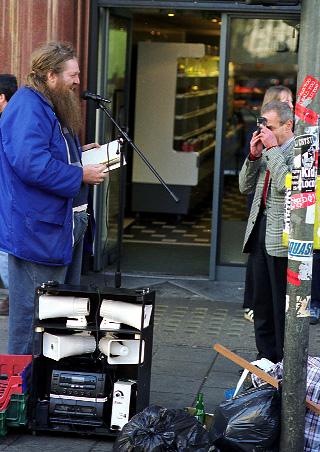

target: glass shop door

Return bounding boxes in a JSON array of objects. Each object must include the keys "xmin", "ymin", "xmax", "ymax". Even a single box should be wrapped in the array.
[{"xmin": 214, "ymin": 16, "xmax": 298, "ymax": 279}]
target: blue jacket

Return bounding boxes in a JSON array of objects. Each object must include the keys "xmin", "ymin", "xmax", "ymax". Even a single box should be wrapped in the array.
[{"xmin": 0, "ymin": 87, "xmax": 83, "ymax": 265}]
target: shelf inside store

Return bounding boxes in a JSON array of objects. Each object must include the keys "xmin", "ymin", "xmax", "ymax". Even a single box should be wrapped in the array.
[
  {"xmin": 177, "ymin": 73, "xmax": 218, "ymax": 78},
  {"xmin": 176, "ymin": 88, "xmax": 217, "ymax": 99},
  {"xmin": 175, "ymin": 104, "xmax": 216, "ymax": 120},
  {"xmin": 198, "ymin": 141, "xmax": 215, "ymax": 161},
  {"xmin": 174, "ymin": 120, "xmax": 216, "ymax": 141},
  {"xmin": 173, "ymin": 141, "xmax": 215, "ymax": 156}
]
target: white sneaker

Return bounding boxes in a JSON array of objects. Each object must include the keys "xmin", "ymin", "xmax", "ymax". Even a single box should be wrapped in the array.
[{"xmin": 243, "ymin": 308, "xmax": 254, "ymax": 322}]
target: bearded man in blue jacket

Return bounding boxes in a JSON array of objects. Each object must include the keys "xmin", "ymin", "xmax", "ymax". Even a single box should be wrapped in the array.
[{"xmin": 0, "ymin": 42, "xmax": 108, "ymax": 354}]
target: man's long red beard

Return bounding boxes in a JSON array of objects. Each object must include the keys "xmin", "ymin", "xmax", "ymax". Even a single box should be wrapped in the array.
[{"xmin": 48, "ymin": 79, "xmax": 82, "ymax": 135}]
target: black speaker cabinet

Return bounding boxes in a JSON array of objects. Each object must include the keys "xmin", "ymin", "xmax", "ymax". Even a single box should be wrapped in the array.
[{"xmin": 29, "ymin": 283, "xmax": 155, "ymax": 437}]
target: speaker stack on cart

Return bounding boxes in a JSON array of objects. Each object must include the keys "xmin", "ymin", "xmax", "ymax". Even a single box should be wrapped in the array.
[{"xmin": 29, "ymin": 282, "xmax": 155, "ymax": 437}]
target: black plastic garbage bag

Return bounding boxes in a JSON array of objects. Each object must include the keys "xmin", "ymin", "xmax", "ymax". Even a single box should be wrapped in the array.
[
  {"xmin": 209, "ymin": 384, "xmax": 281, "ymax": 452},
  {"xmin": 113, "ymin": 405, "xmax": 212, "ymax": 451}
]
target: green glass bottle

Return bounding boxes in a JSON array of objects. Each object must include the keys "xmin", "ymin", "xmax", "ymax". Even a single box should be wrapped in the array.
[{"xmin": 195, "ymin": 392, "xmax": 205, "ymax": 425}]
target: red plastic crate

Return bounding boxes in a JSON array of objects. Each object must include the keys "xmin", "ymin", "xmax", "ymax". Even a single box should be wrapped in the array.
[
  {"xmin": 0, "ymin": 355, "xmax": 32, "ymax": 378},
  {"xmin": 0, "ymin": 355, "xmax": 32, "ymax": 411}
]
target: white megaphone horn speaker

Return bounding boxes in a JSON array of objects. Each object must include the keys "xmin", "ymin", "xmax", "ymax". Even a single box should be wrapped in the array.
[
  {"xmin": 99, "ymin": 299, "xmax": 152, "ymax": 330},
  {"xmin": 38, "ymin": 295, "xmax": 90, "ymax": 327},
  {"xmin": 42, "ymin": 332, "xmax": 96, "ymax": 361},
  {"xmin": 98, "ymin": 334, "xmax": 145, "ymax": 364}
]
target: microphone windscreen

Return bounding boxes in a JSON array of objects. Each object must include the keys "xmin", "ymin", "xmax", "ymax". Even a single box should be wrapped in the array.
[{"xmin": 81, "ymin": 91, "xmax": 90, "ymax": 100}]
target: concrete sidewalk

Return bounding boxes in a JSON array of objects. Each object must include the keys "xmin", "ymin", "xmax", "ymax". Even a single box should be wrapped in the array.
[{"xmin": 0, "ymin": 275, "xmax": 319, "ymax": 451}]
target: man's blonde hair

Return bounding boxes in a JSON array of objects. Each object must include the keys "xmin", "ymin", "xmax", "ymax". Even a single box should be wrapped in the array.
[{"xmin": 26, "ymin": 41, "xmax": 77, "ymax": 94}]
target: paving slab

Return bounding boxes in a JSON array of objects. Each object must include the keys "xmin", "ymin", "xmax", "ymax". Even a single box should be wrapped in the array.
[
  {"xmin": 152, "ymin": 344, "xmax": 214, "ymax": 363},
  {"xmin": 150, "ymin": 391, "xmax": 197, "ymax": 410},
  {"xmin": 152, "ymin": 357, "xmax": 210, "ymax": 378},
  {"xmin": 151, "ymin": 374, "xmax": 204, "ymax": 396}
]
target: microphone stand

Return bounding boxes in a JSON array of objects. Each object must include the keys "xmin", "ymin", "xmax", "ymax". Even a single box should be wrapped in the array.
[{"xmin": 95, "ymin": 99, "xmax": 179, "ymax": 288}]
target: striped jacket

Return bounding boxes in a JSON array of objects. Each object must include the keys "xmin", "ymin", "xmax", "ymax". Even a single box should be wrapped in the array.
[{"xmin": 239, "ymin": 137, "xmax": 295, "ymax": 257}]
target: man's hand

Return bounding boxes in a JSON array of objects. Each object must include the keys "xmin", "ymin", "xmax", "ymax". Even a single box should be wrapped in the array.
[
  {"xmin": 259, "ymin": 126, "xmax": 278, "ymax": 150},
  {"xmin": 250, "ymin": 131, "xmax": 264, "ymax": 159},
  {"xmin": 83, "ymin": 164, "xmax": 108, "ymax": 185},
  {"xmin": 82, "ymin": 142, "xmax": 101, "ymax": 152}
]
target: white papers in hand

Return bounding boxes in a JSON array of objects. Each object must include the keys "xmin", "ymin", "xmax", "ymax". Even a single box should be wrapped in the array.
[{"xmin": 81, "ymin": 140, "xmax": 126, "ymax": 171}]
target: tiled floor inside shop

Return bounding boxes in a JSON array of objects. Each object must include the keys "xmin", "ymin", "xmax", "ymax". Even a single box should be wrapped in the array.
[
  {"xmin": 123, "ymin": 205, "xmax": 212, "ymax": 247},
  {"xmin": 123, "ymin": 178, "xmax": 248, "ymax": 247}
]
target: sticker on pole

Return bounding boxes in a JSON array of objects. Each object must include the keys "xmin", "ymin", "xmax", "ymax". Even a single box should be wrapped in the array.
[
  {"xmin": 294, "ymin": 134, "xmax": 317, "ymax": 148},
  {"xmin": 296, "ymin": 76, "xmax": 320, "ymax": 104},
  {"xmin": 285, "ymin": 294, "xmax": 311, "ymax": 318},
  {"xmin": 296, "ymin": 295, "xmax": 311, "ymax": 318},
  {"xmin": 299, "ymin": 261, "xmax": 312, "ymax": 280},
  {"xmin": 291, "ymin": 168, "xmax": 301, "ymax": 191},
  {"xmin": 295, "ymin": 76, "xmax": 320, "ymax": 125},
  {"xmin": 301, "ymin": 148, "xmax": 318, "ymax": 193},
  {"xmin": 288, "ymin": 239, "xmax": 313, "ymax": 261},
  {"xmin": 305, "ymin": 203, "xmax": 315, "ymax": 224},
  {"xmin": 291, "ymin": 192, "xmax": 316, "ymax": 210}
]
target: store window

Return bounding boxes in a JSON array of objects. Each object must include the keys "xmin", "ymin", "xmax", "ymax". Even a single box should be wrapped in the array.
[{"xmin": 218, "ymin": 17, "xmax": 298, "ymax": 266}]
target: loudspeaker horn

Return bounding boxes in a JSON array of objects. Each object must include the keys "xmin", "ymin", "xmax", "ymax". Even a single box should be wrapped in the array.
[
  {"xmin": 39, "ymin": 294, "xmax": 90, "ymax": 327},
  {"xmin": 98, "ymin": 334, "xmax": 145, "ymax": 364},
  {"xmin": 99, "ymin": 299, "xmax": 152, "ymax": 330},
  {"xmin": 43, "ymin": 332, "xmax": 96, "ymax": 361}
]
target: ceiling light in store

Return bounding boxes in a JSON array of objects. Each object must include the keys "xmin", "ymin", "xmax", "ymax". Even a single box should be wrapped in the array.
[
  {"xmin": 211, "ymin": 18, "xmax": 218, "ymax": 23},
  {"xmin": 167, "ymin": 11, "xmax": 175, "ymax": 17}
]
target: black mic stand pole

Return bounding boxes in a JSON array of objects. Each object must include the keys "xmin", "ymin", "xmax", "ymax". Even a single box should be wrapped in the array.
[{"xmin": 96, "ymin": 100, "xmax": 179, "ymax": 288}]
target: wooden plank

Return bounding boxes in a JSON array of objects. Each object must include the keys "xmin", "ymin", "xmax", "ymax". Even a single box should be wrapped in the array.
[
  {"xmin": 213, "ymin": 343, "xmax": 320, "ymax": 415},
  {"xmin": 214, "ymin": 343, "xmax": 279, "ymax": 389}
]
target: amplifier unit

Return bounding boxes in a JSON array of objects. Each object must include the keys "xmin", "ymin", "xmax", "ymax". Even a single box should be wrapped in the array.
[
  {"xmin": 49, "ymin": 396, "xmax": 107, "ymax": 426},
  {"xmin": 50, "ymin": 370, "xmax": 106, "ymax": 398}
]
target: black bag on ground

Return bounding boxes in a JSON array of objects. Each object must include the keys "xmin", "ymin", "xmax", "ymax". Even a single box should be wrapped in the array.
[
  {"xmin": 209, "ymin": 384, "xmax": 281, "ymax": 452},
  {"xmin": 113, "ymin": 405, "xmax": 211, "ymax": 451}
]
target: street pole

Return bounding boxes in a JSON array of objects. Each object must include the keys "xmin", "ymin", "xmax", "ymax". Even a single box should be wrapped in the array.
[{"xmin": 280, "ymin": 1, "xmax": 320, "ymax": 450}]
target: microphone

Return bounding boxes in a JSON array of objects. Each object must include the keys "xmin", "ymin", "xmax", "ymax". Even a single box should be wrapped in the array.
[{"xmin": 81, "ymin": 91, "xmax": 111, "ymax": 103}]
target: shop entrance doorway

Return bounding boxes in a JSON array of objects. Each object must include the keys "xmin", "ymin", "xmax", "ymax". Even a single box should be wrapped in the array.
[{"xmin": 93, "ymin": 8, "xmax": 298, "ymax": 279}]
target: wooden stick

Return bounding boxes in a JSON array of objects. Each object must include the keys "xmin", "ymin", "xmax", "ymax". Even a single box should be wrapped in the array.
[
  {"xmin": 213, "ymin": 343, "xmax": 320, "ymax": 415},
  {"xmin": 214, "ymin": 343, "xmax": 279, "ymax": 389}
]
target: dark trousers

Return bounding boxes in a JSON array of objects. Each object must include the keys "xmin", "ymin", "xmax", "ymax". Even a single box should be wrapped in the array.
[
  {"xmin": 243, "ymin": 253, "xmax": 254, "ymax": 310},
  {"xmin": 250, "ymin": 213, "xmax": 287, "ymax": 363},
  {"xmin": 311, "ymin": 251, "xmax": 320, "ymax": 309}
]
